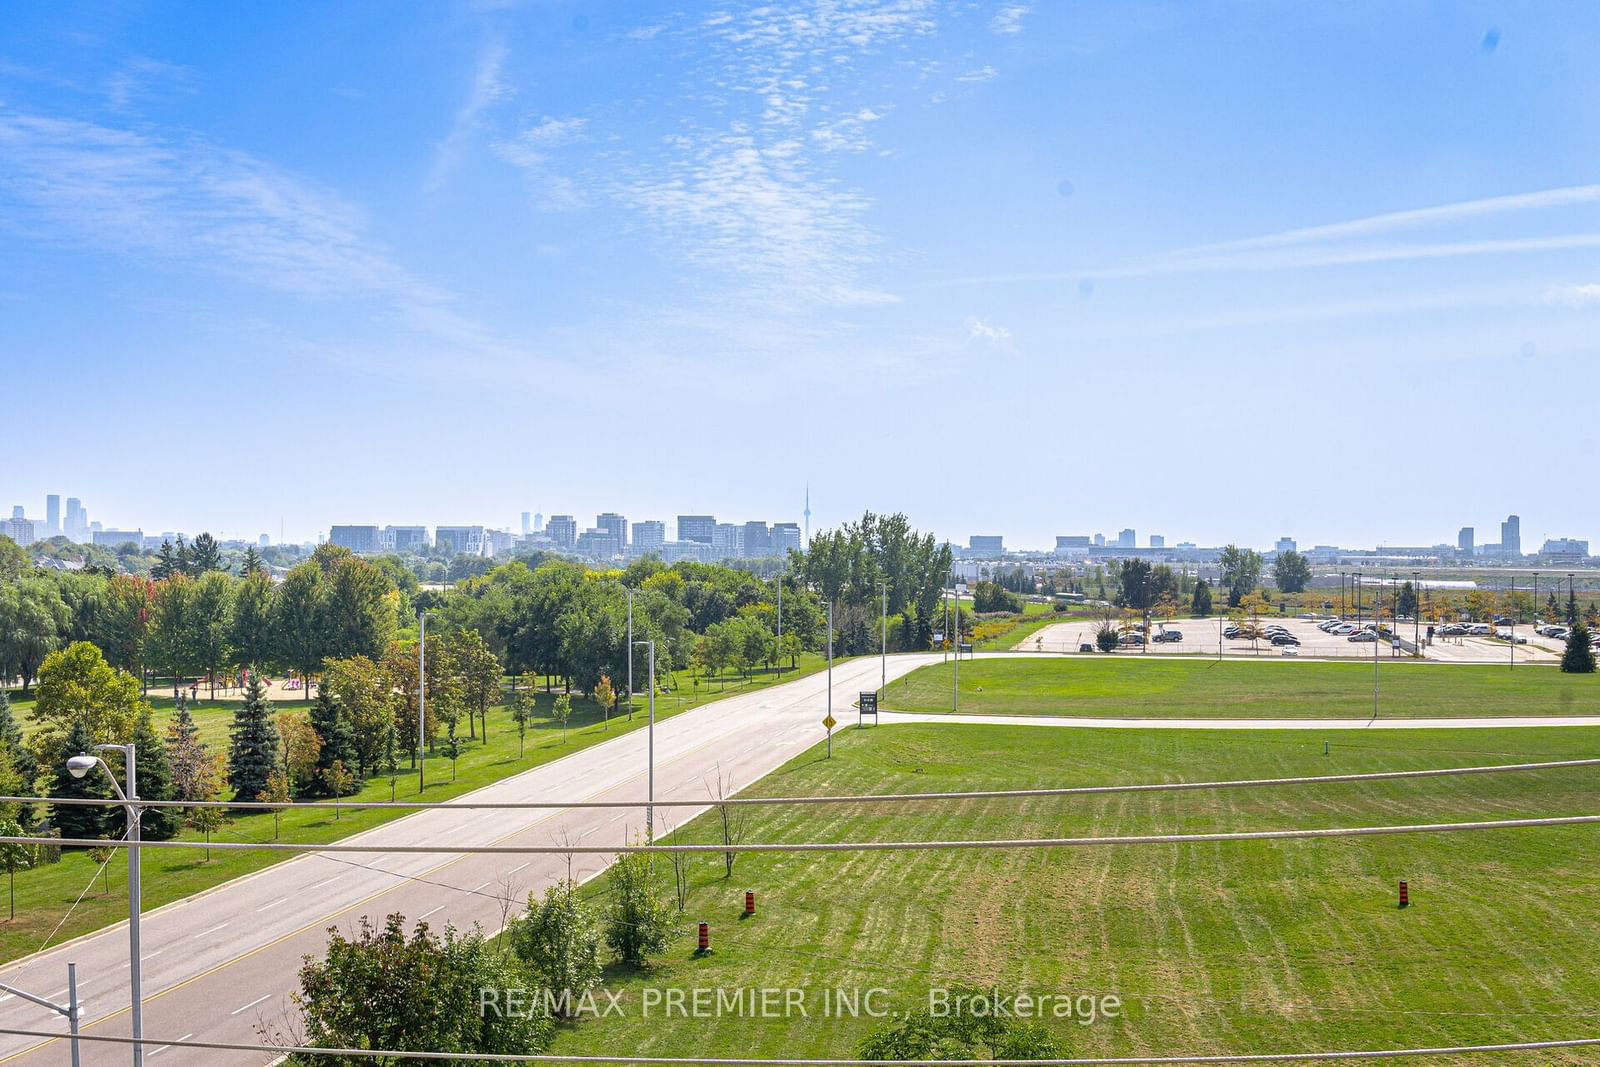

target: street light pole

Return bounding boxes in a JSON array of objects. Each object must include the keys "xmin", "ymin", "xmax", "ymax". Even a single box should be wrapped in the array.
[
  {"xmin": 66, "ymin": 746, "xmax": 142, "ymax": 1065},
  {"xmin": 417, "ymin": 610, "xmax": 434, "ymax": 792},
  {"xmin": 879, "ymin": 580, "xmax": 887, "ymax": 693},
  {"xmin": 775, "ymin": 573, "xmax": 783, "ymax": 676},
  {"xmin": 632, "ymin": 640, "xmax": 655, "ymax": 839},
  {"xmin": 825, "ymin": 602, "xmax": 834, "ymax": 758},
  {"xmin": 626, "ymin": 586, "xmax": 633, "ymax": 716}
]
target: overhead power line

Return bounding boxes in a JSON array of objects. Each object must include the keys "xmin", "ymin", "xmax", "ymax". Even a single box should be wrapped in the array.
[
  {"xmin": 8, "ymin": 756, "xmax": 1597, "ymax": 813},
  {"xmin": 3, "ymin": 1025, "xmax": 1600, "ymax": 1063},
  {"xmin": 6, "ymin": 813, "xmax": 1600, "ymax": 857}
]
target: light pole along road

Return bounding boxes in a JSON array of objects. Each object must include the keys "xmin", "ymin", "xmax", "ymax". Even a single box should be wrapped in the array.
[{"xmin": 0, "ymin": 652, "xmax": 944, "ymax": 1067}]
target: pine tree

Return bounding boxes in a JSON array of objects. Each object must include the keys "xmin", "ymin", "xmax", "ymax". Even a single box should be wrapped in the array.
[
  {"xmin": 187, "ymin": 532, "xmax": 222, "ymax": 575},
  {"xmin": 1561, "ymin": 622, "xmax": 1596, "ymax": 674},
  {"xmin": 151, "ymin": 540, "xmax": 179, "ymax": 581},
  {"xmin": 51, "ymin": 719, "xmax": 114, "ymax": 842},
  {"xmin": 0, "ymin": 692, "xmax": 38, "ymax": 793},
  {"xmin": 131, "ymin": 708, "xmax": 180, "ymax": 840},
  {"xmin": 310, "ymin": 687, "xmax": 359, "ymax": 796},
  {"xmin": 228, "ymin": 674, "xmax": 280, "ymax": 804},
  {"xmin": 1191, "ymin": 578, "xmax": 1213, "ymax": 618},
  {"xmin": 240, "ymin": 545, "xmax": 264, "ymax": 577}
]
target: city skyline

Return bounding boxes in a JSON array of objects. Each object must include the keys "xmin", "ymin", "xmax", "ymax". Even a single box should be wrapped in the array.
[{"xmin": 4, "ymin": 3, "xmax": 1598, "ymax": 549}]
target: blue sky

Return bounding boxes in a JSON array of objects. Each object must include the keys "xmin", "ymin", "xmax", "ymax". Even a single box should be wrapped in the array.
[{"xmin": 3, "ymin": 1, "xmax": 1598, "ymax": 550}]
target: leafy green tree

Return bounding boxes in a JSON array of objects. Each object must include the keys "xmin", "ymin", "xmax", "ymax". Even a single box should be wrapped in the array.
[
  {"xmin": 1191, "ymin": 577, "xmax": 1213, "ymax": 617},
  {"xmin": 0, "ymin": 575, "xmax": 70, "ymax": 695},
  {"xmin": 270, "ymin": 562, "xmax": 325, "ymax": 701},
  {"xmin": 131, "ymin": 708, "xmax": 180, "ymax": 841},
  {"xmin": 186, "ymin": 532, "xmax": 223, "ymax": 576},
  {"xmin": 1219, "ymin": 545, "xmax": 1264, "ymax": 607},
  {"xmin": 0, "ymin": 816, "xmax": 30, "ymax": 920},
  {"xmin": 1272, "ymin": 549, "xmax": 1312, "ymax": 594},
  {"xmin": 229, "ymin": 569, "xmax": 275, "ymax": 671},
  {"xmin": 309, "ymin": 681, "xmax": 360, "ymax": 791},
  {"xmin": 1562, "ymin": 622, "xmax": 1596, "ymax": 674},
  {"xmin": 0, "ymin": 692, "xmax": 39, "ymax": 797},
  {"xmin": 50, "ymin": 718, "xmax": 115, "ymax": 842},
  {"xmin": 258, "ymin": 768, "xmax": 292, "ymax": 839},
  {"xmin": 148, "ymin": 574, "xmax": 196, "ymax": 698},
  {"xmin": 323, "ymin": 760, "xmax": 356, "ymax": 817},
  {"xmin": 189, "ymin": 570, "xmax": 235, "ymax": 699},
  {"xmin": 857, "ymin": 985, "xmax": 1063, "ymax": 1060},
  {"xmin": 320, "ymin": 556, "xmax": 396, "ymax": 663},
  {"xmin": 380, "ymin": 720, "xmax": 400, "ymax": 800},
  {"xmin": 288, "ymin": 913, "xmax": 552, "ymax": 1064},
  {"xmin": 227, "ymin": 674, "xmax": 280, "ymax": 803},
  {"xmin": 552, "ymin": 693, "xmax": 572, "ymax": 744},
  {"xmin": 1397, "ymin": 581, "xmax": 1419, "ymax": 619},
  {"xmin": 450, "ymin": 627, "xmax": 501, "ymax": 743},
  {"xmin": 511, "ymin": 692, "xmax": 533, "ymax": 758},
  {"xmin": 604, "ymin": 848, "xmax": 673, "ymax": 968},
  {"xmin": 508, "ymin": 879, "xmax": 602, "ymax": 1016},
  {"xmin": 440, "ymin": 719, "xmax": 462, "ymax": 782},
  {"xmin": 30, "ymin": 641, "xmax": 144, "ymax": 767}
]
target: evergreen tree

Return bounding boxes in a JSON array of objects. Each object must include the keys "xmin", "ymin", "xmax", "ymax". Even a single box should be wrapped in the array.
[
  {"xmin": 151, "ymin": 540, "xmax": 179, "ymax": 581},
  {"xmin": 173, "ymin": 536, "xmax": 192, "ymax": 578},
  {"xmin": 50, "ymin": 718, "xmax": 114, "ymax": 842},
  {"xmin": 0, "ymin": 691, "xmax": 38, "ymax": 792},
  {"xmin": 1191, "ymin": 578, "xmax": 1213, "ymax": 617},
  {"xmin": 187, "ymin": 532, "xmax": 222, "ymax": 575},
  {"xmin": 1561, "ymin": 622, "xmax": 1596, "ymax": 674},
  {"xmin": 228, "ymin": 674, "xmax": 280, "ymax": 803},
  {"xmin": 310, "ymin": 687, "xmax": 359, "ymax": 795},
  {"xmin": 131, "ymin": 708, "xmax": 180, "ymax": 841},
  {"xmin": 240, "ymin": 545, "xmax": 264, "ymax": 577}
]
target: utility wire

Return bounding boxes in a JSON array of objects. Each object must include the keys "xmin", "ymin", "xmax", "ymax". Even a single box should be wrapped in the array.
[
  {"xmin": 3, "ymin": 1026, "xmax": 1599, "ymax": 1063},
  {"xmin": 8, "ymin": 756, "xmax": 1597, "ymax": 812},
  {"xmin": 6, "ymin": 813, "xmax": 1600, "ymax": 856}
]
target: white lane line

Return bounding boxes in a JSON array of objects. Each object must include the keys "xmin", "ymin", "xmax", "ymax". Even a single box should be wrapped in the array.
[
  {"xmin": 607, "ymin": 813, "xmax": 625, "ymax": 823},
  {"xmin": 417, "ymin": 903, "xmax": 447, "ymax": 921},
  {"xmin": 470, "ymin": 881, "xmax": 490, "ymax": 894},
  {"xmin": 254, "ymin": 896, "xmax": 289, "ymax": 913},
  {"xmin": 150, "ymin": 1032, "xmax": 194, "ymax": 1055},
  {"xmin": 507, "ymin": 862, "xmax": 530, "ymax": 875},
  {"xmin": 304, "ymin": 876, "xmax": 336, "ymax": 892},
  {"xmin": 230, "ymin": 993, "xmax": 272, "ymax": 1016},
  {"xmin": 194, "ymin": 922, "xmax": 230, "ymax": 939},
  {"xmin": 143, "ymin": 947, "xmax": 167, "ymax": 960}
]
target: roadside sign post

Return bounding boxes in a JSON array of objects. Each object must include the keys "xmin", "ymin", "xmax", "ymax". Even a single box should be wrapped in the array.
[
  {"xmin": 859, "ymin": 691, "xmax": 878, "ymax": 727},
  {"xmin": 0, "ymin": 964, "xmax": 82, "ymax": 1067},
  {"xmin": 822, "ymin": 712, "xmax": 836, "ymax": 758}
]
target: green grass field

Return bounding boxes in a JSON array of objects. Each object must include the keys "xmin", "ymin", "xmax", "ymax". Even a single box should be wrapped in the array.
[
  {"xmin": 880, "ymin": 656, "xmax": 1600, "ymax": 719},
  {"xmin": 552, "ymin": 722, "xmax": 1600, "ymax": 1062},
  {"xmin": 0, "ymin": 656, "xmax": 833, "ymax": 965}
]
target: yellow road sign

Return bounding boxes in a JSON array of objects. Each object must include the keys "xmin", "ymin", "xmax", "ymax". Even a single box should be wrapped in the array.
[{"xmin": 822, "ymin": 713, "xmax": 837, "ymax": 731}]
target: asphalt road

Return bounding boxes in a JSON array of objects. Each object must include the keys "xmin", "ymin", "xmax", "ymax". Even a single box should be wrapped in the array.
[{"xmin": 0, "ymin": 653, "xmax": 936, "ymax": 1066}]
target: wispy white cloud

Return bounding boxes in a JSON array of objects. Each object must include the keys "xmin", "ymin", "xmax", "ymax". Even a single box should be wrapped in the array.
[
  {"xmin": 105, "ymin": 56, "xmax": 192, "ymax": 111},
  {"xmin": 493, "ymin": 116, "xmax": 588, "ymax": 210},
  {"xmin": 1108, "ymin": 233, "xmax": 1600, "ymax": 278},
  {"xmin": 990, "ymin": 3, "xmax": 1031, "ymax": 35},
  {"xmin": 425, "ymin": 41, "xmax": 509, "ymax": 193},
  {"xmin": 957, "ymin": 65, "xmax": 999, "ymax": 83},
  {"xmin": 965, "ymin": 316, "xmax": 1011, "ymax": 340},
  {"xmin": 1546, "ymin": 283, "xmax": 1600, "ymax": 307}
]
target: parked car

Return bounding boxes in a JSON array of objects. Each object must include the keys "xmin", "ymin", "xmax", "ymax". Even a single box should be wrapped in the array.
[
  {"xmin": 1271, "ymin": 633, "xmax": 1300, "ymax": 646},
  {"xmin": 1078, "ymin": 642, "xmax": 1096, "ymax": 653},
  {"xmin": 1152, "ymin": 630, "xmax": 1183, "ymax": 643},
  {"xmin": 1118, "ymin": 632, "xmax": 1145, "ymax": 646},
  {"xmin": 1331, "ymin": 623, "xmax": 1357, "ymax": 635},
  {"xmin": 1281, "ymin": 647, "xmax": 1300, "ymax": 656},
  {"xmin": 1348, "ymin": 632, "xmax": 1377, "ymax": 642},
  {"xmin": 1440, "ymin": 624, "xmax": 1467, "ymax": 636}
]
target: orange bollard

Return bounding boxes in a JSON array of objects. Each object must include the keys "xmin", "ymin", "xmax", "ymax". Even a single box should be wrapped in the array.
[
  {"xmin": 1398, "ymin": 880, "xmax": 1409, "ymax": 908},
  {"xmin": 744, "ymin": 889, "xmax": 755, "ymax": 916},
  {"xmin": 697, "ymin": 922, "xmax": 709, "ymax": 952}
]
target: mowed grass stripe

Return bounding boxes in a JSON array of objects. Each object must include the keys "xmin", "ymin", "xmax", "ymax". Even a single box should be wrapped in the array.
[
  {"xmin": 884, "ymin": 656, "xmax": 1600, "ymax": 718},
  {"xmin": 555, "ymin": 723, "xmax": 1600, "ymax": 1063}
]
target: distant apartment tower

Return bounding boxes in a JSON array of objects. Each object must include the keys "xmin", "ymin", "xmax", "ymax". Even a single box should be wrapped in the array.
[
  {"xmin": 45, "ymin": 495, "xmax": 60, "ymax": 537},
  {"xmin": 1274, "ymin": 536, "xmax": 1296, "ymax": 555},
  {"xmin": 1458, "ymin": 526, "xmax": 1474, "ymax": 554},
  {"xmin": 520, "ymin": 512, "xmax": 531, "ymax": 536},
  {"xmin": 575, "ymin": 528, "xmax": 622, "ymax": 558},
  {"xmin": 259, "ymin": 533, "xmax": 271, "ymax": 547},
  {"xmin": 677, "ymin": 515, "xmax": 716, "ymax": 544},
  {"xmin": 329, "ymin": 525, "xmax": 381, "ymax": 553},
  {"xmin": 1092, "ymin": 533, "xmax": 1105, "ymax": 547},
  {"xmin": 1500, "ymin": 514, "xmax": 1521, "ymax": 557},
  {"xmin": 1, "ymin": 518, "xmax": 35, "ymax": 544},
  {"xmin": 93, "ymin": 529, "xmax": 143, "ymax": 548},
  {"xmin": 596, "ymin": 512, "xmax": 628, "ymax": 548},
  {"xmin": 772, "ymin": 522, "xmax": 802, "ymax": 554},
  {"xmin": 64, "ymin": 497, "xmax": 83, "ymax": 539},
  {"xmin": 1150, "ymin": 534, "xmax": 1166, "ymax": 549},
  {"xmin": 711, "ymin": 523, "xmax": 743, "ymax": 558},
  {"xmin": 1055, "ymin": 535, "xmax": 1091, "ymax": 553},
  {"xmin": 1117, "ymin": 529, "xmax": 1136, "ymax": 549},
  {"xmin": 1539, "ymin": 537, "xmax": 1589, "ymax": 561},
  {"xmin": 631, "ymin": 520, "xmax": 667, "ymax": 553},
  {"xmin": 545, "ymin": 515, "xmax": 577, "ymax": 549},
  {"xmin": 968, "ymin": 535, "xmax": 1004, "ymax": 555},
  {"xmin": 741, "ymin": 521, "xmax": 771, "ymax": 557},
  {"xmin": 381, "ymin": 525, "xmax": 428, "ymax": 553},
  {"xmin": 434, "ymin": 525, "xmax": 488, "ymax": 556}
]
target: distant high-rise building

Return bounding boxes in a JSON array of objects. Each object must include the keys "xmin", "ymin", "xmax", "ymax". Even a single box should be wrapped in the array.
[
  {"xmin": 0, "ymin": 518, "xmax": 35, "ymax": 545},
  {"xmin": 1275, "ymin": 536, "xmax": 1296, "ymax": 555},
  {"xmin": 711, "ymin": 523, "xmax": 743, "ymax": 558},
  {"xmin": 1458, "ymin": 527, "xmax": 1474, "ymax": 554},
  {"xmin": 1117, "ymin": 529, "xmax": 1136, "ymax": 548},
  {"xmin": 772, "ymin": 522, "xmax": 802, "ymax": 554},
  {"xmin": 677, "ymin": 514, "xmax": 716, "ymax": 544},
  {"xmin": 521, "ymin": 512, "xmax": 531, "ymax": 536},
  {"xmin": 435, "ymin": 525, "xmax": 488, "ymax": 556},
  {"xmin": 64, "ymin": 497, "xmax": 84, "ymax": 539},
  {"xmin": 329, "ymin": 525, "xmax": 381, "ymax": 553},
  {"xmin": 10, "ymin": 506, "xmax": 23, "ymax": 521},
  {"xmin": 631, "ymin": 520, "xmax": 666, "ymax": 553},
  {"xmin": 259, "ymin": 533, "xmax": 271, "ymax": 547},
  {"xmin": 741, "ymin": 520, "xmax": 771, "ymax": 557},
  {"xmin": 1539, "ymin": 537, "xmax": 1589, "ymax": 561},
  {"xmin": 1093, "ymin": 533, "xmax": 1105, "ymax": 547},
  {"xmin": 45, "ymin": 495, "xmax": 60, "ymax": 537},
  {"xmin": 1501, "ymin": 514, "xmax": 1521, "ymax": 557},
  {"xmin": 381, "ymin": 525, "xmax": 429, "ymax": 553},
  {"xmin": 575, "ymin": 528, "xmax": 622, "ymax": 558},
  {"xmin": 93, "ymin": 529, "xmax": 143, "ymax": 548},
  {"xmin": 546, "ymin": 515, "xmax": 577, "ymax": 548},
  {"xmin": 597, "ymin": 512, "xmax": 628, "ymax": 548},
  {"xmin": 1055, "ymin": 535, "xmax": 1091, "ymax": 553},
  {"xmin": 968, "ymin": 535, "xmax": 1004, "ymax": 555},
  {"xmin": 1150, "ymin": 534, "xmax": 1166, "ymax": 549},
  {"xmin": 803, "ymin": 485, "xmax": 811, "ymax": 546},
  {"xmin": 534, "ymin": 512, "xmax": 544, "ymax": 533}
]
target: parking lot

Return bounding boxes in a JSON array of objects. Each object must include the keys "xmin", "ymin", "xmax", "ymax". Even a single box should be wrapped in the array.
[{"xmin": 1024, "ymin": 615, "xmax": 1568, "ymax": 663}]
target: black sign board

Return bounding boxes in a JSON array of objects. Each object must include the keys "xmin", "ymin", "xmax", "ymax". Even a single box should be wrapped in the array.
[{"xmin": 859, "ymin": 691, "xmax": 878, "ymax": 716}]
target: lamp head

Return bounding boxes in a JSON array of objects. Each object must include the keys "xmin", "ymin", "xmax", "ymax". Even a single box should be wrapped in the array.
[{"xmin": 66, "ymin": 755, "xmax": 98, "ymax": 779}]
